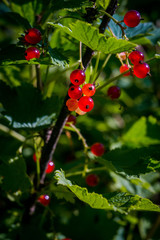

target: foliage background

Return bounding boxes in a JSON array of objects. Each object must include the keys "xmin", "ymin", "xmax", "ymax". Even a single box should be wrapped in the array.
[{"xmin": 0, "ymin": 0, "xmax": 160, "ymax": 239}]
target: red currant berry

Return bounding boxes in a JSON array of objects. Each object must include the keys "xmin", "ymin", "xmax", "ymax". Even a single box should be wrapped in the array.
[
  {"xmin": 119, "ymin": 64, "xmax": 130, "ymax": 76},
  {"xmin": 66, "ymin": 98, "xmax": 78, "ymax": 111},
  {"xmin": 38, "ymin": 195, "xmax": 50, "ymax": 206},
  {"xmin": 91, "ymin": 143, "xmax": 105, "ymax": 156},
  {"xmin": 78, "ymin": 96, "xmax": 94, "ymax": 112},
  {"xmin": 133, "ymin": 62, "xmax": 150, "ymax": 78},
  {"xmin": 68, "ymin": 86, "xmax": 82, "ymax": 99},
  {"xmin": 24, "ymin": 28, "xmax": 42, "ymax": 44},
  {"xmin": 129, "ymin": 50, "xmax": 144, "ymax": 65},
  {"xmin": 70, "ymin": 69, "xmax": 86, "ymax": 85},
  {"xmin": 75, "ymin": 107, "xmax": 86, "ymax": 115},
  {"xmin": 82, "ymin": 83, "xmax": 96, "ymax": 96},
  {"xmin": 107, "ymin": 86, "xmax": 121, "ymax": 100},
  {"xmin": 45, "ymin": 161, "xmax": 55, "ymax": 174},
  {"xmin": 86, "ymin": 174, "xmax": 99, "ymax": 187},
  {"xmin": 25, "ymin": 47, "xmax": 40, "ymax": 60},
  {"xmin": 124, "ymin": 10, "xmax": 141, "ymax": 28},
  {"xmin": 119, "ymin": 52, "xmax": 126, "ymax": 61},
  {"xmin": 65, "ymin": 115, "xmax": 76, "ymax": 126}
]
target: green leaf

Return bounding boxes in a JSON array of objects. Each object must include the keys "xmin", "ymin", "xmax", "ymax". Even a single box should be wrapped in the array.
[
  {"xmin": 52, "ymin": 185, "xmax": 75, "ymax": 203},
  {"xmin": 11, "ymin": 2, "xmax": 35, "ymax": 26},
  {"xmin": 96, "ymin": 0, "xmax": 110, "ymax": 9},
  {"xmin": 0, "ymin": 157, "xmax": 31, "ymax": 193},
  {"xmin": 0, "ymin": 134, "xmax": 22, "ymax": 162},
  {"xmin": 122, "ymin": 116, "xmax": 160, "ymax": 147},
  {"xmin": 0, "ymin": 82, "xmax": 59, "ymax": 129},
  {"xmin": 51, "ymin": 0, "xmax": 90, "ymax": 11},
  {"xmin": 0, "ymin": 12, "xmax": 31, "ymax": 29},
  {"xmin": 48, "ymin": 47, "xmax": 69, "ymax": 67},
  {"xmin": 99, "ymin": 146, "xmax": 160, "ymax": 176},
  {"xmin": 48, "ymin": 20, "xmax": 136, "ymax": 54},
  {"xmin": 0, "ymin": 45, "xmax": 69, "ymax": 66},
  {"xmin": 55, "ymin": 170, "xmax": 160, "ymax": 213}
]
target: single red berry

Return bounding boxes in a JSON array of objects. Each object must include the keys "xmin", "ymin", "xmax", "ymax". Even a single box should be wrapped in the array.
[
  {"xmin": 107, "ymin": 86, "xmax": 121, "ymax": 100},
  {"xmin": 25, "ymin": 47, "xmax": 40, "ymax": 60},
  {"xmin": 82, "ymin": 83, "xmax": 96, "ymax": 96},
  {"xmin": 66, "ymin": 98, "xmax": 78, "ymax": 111},
  {"xmin": 119, "ymin": 52, "xmax": 126, "ymax": 61},
  {"xmin": 38, "ymin": 195, "xmax": 50, "ymax": 206},
  {"xmin": 45, "ymin": 161, "xmax": 55, "ymax": 174},
  {"xmin": 91, "ymin": 143, "xmax": 105, "ymax": 156},
  {"xmin": 129, "ymin": 50, "xmax": 144, "ymax": 65},
  {"xmin": 75, "ymin": 107, "xmax": 86, "ymax": 116},
  {"xmin": 119, "ymin": 64, "xmax": 130, "ymax": 76},
  {"xmin": 24, "ymin": 28, "xmax": 42, "ymax": 44},
  {"xmin": 68, "ymin": 86, "xmax": 82, "ymax": 99},
  {"xmin": 124, "ymin": 10, "xmax": 141, "ymax": 28},
  {"xmin": 86, "ymin": 174, "xmax": 99, "ymax": 187},
  {"xmin": 133, "ymin": 62, "xmax": 150, "ymax": 78},
  {"xmin": 70, "ymin": 69, "xmax": 86, "ymax": 85},
  {"xmin": 78, "ymin": 96, "xmax": 94, "ymax": 112},
  {"xmin": 65, "ymin": 115, "xmax": 76, "ymax": 126}
]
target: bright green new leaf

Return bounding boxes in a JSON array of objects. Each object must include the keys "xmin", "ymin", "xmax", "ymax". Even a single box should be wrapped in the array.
[
  {"xmin": 96, "ymin": 0, "xmax": 111, "ymax": 9},
  {"xmin": 122, "ymin": 116, "xmax": 160, "ymax": 147},
  {"xmin": 55, "ymin": 170, "xmax": 160, "ymax": 213},
  {"xmin": 0, "ymin": 82, "xmax": 59, "ymax": 129},
  {"xmin": 48, "ymin": 21, "xmax": 136, "ymax": 54}
]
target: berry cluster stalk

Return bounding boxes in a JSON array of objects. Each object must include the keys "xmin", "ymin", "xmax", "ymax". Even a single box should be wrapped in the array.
[{"xmin": 39, "ymin": 0, "xmax": 118, "ymax": 185}]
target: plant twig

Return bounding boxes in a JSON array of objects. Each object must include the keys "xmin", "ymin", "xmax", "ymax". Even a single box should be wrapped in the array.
[
  {"xmin": 35, "ymin": 64, "xmax": 43, "ymax": 90},
  {"xmin": 97, "ymin": 70, "xmax": 130, "ymax": 92},
  {"xmin": 70, "ymin": 124, "xmax": 89, "ymax": 150},
  {"xmin": 0, "ymin": 124, "xmax": 26, "ymax": 142}
]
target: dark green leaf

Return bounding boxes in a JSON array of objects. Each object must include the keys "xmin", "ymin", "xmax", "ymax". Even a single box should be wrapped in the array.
[
  {"xmin": 99, "ymin": 146, "xmax": 160, "ymax": 176},
  {"xmin": 48, "ymin": 47, "xmax": 69, "ymax": 67},
  {"xmin": 0, "ymin": 157, "xmax": 31, "ymax": 192},
  {"xmin": 0, "ymin": 82, "xmax": 59, "ymax": 129},
  {"xmin": 0, "ymin": 12, "xmax": 31, "ymax": 29}
]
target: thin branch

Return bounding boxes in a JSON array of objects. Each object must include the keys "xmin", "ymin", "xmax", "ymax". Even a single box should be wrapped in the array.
[
  {"xmin": 70, "ymin": 124, "xmax": 89, "ymax": 149},
  {"xmin": 97, "ymin": 70, "xmax": 130, "ymax": 92},
  {"xmin": 0, "ymin": 124, "xmax": 26, "ymax": 142},
  {"xmin": 35, "ymin": 64, "xmax": 43, "ymax": 90}
]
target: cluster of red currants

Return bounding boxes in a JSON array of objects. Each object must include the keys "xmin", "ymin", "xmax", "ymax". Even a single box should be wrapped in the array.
[
  {"xmin": 120, "ymin": 50, "xmax": 150, "ymax": 79},
  {"xmin": 24, "ymin": 28, "xmax": 42, "ymax": 61},
  {"xmin": 66, "ymin": 69, "xmax": 95, "ymax": 115}
]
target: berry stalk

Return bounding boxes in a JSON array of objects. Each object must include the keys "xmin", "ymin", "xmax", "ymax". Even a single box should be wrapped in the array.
[{"xmin": 39, "ymin": 0, "xmax": 119, "ymax": 185}]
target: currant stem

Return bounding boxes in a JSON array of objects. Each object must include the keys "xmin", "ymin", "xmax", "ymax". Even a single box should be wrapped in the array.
[
  {"xmin": 79, "ymin": 41, "xmax": 84, "ymax": 69},
  {"xmin": 94, "ymin": 54, "xmax": 111, "ymax": 83},
  {"xmin": 97, "ymin": 70, "xmax": 130, "ymax": 92},
  {"xmin": 93, "ymin": 51, "xmax": 101, "ymax": 82},
  {"xmin": 0, "ymin": 123, "xmax": 26, "ymax": 142},
  {"xmin": 35, "ymin": 64, "xmax": 43, "ymax": 90},
  {"xmin": 66, "ymin": 166, "xmax": 107, "ymax": 177},
  {"xmin": 70, "ymin": 123, "xmax": 89, "ymax": 150},
  {"xmin": 100, "ymin": 10, "xmax": 128, "ymax": 39}
]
